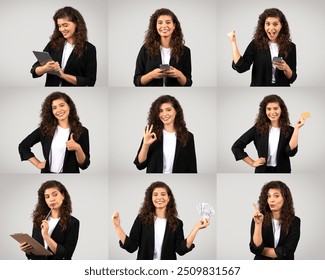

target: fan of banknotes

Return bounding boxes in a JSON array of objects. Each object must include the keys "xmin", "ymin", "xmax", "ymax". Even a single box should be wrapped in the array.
[{"xmin": 196, "ymin": 202, "xmax": 215, "ymax": 219}]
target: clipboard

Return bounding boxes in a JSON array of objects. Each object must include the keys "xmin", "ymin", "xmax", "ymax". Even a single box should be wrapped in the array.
[
  {"xmin": 32, "ymin": 51, "xmax": 60, "ymax": 76},
  {"xmin": 10, "ymin": 233, "xmax": 53, "ymax": 256}
]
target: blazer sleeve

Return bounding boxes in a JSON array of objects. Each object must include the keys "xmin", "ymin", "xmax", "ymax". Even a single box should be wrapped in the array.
[
  {"xmin": 231, "ymin": 126, "xmax": 256, "ymax": 161},
  {"xmin": 274, "ymin": 217, "xmax": 301, "ymax": 259},
  {"xmin": 18, "ymin": 127, "xmax": 42, "ymax": 161},
  {"xmin": 120, "ymin": 216, "xmax": 142, "ymax": 253},
  {"xmin": 76, "ymin": 42, "xmax": 97, "ymax": 86},
  {"xmin": 175, "ymin": 219, "xmax": 195, "ymax": 256},
  {"xmin": 133, "ymin": 45, "xmax": 147, "ymax": 86},
  {"xmin": 187, "ymin": 132, "xmax": 197, "ymax": 173},
  {"xmin": 133, "ymin": 138, "xmax": 148, "ymax": 170},
  {"xmin": 55, "ymin": 217, "xmax": 80, "ymax": 260},
  {"xmin": 232, "ymin": 40, "xmax": 255, "ymax": 73},
  {"xmin": 285, "ymin": 43, "xmax": 297, "ymax": 84},
  {"xmin": 180, "ymin": 47, "xmax": 192, "ymax": 86},
  {"xmin": 284, "ymin": 126, "xmax": 298, "ymax": 157},
  {"xmin": 76, "ymin": 127, "xmax": 90, "ymax": 170}
]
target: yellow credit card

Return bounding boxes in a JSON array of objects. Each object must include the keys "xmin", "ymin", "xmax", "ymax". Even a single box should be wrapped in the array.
[{"xmin": 301, "ymin": 112, "xmax": 311, "ymax": 119}]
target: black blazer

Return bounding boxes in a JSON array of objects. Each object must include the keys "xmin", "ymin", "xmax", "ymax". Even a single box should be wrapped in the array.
[
  {"xmin": 133, "ymin": 45, "xmax": 192, "ymax": 86},
  {"xmin": 231, "ymin": 125, "xmax": 297, "ymax": 173},
  {"xmin": 31, "ymin": 41, "xmax": 97, "ymax": 86},
  {"xmin": 249, "ymin": 216, "xmax": 300, "ymax": 260},
  {"xmin": 134, "ymin": 132, "xmax": 197, "ymax": 173},
  {"xmin": 120, "ymin": 216, "xmax": 194, "ymax": 260},
  {"xmin": 18, "ymin": 126, "xmax": 90, "ymax": 173},
  {"xmin": 232, "ymin": 40, "xmax": 297, "ymax": 86},
  {"xmin": 27, "ymin": 216, "xmax": 79, "ymax": 260}
]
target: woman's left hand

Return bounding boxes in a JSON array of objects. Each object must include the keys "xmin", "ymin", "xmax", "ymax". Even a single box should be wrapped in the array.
[
  {"xmin": 66, "ymin": 133, "xmax": 81, "ymax": 151},
  {"xmin": 165, "ymin": 66, "xmax": 182, "ymax": 79},
  {"xmin": 273, "ymin": 60, "xmax": 289, "ymax": 71},
  {"xmin": 196, "ymin": 218, "xmax": 210, "ymax": 230},
  {"xmin": 295, "ymin": 116, "xmax": 305, "ymax": 129}
]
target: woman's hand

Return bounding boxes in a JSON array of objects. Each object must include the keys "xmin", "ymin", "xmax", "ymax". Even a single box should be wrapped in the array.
[
  {"xmin": 36, "ymin": 161, "xmax": 46, "ymax": 169},
  {"xmin": 20, "ymin": 242, "xmax": 33, "ymax": 254},
  {"xmin": 295, "ymin": 116, "xmax": 305, "ymax": 129},
  {"xmin": 252, "ymin": 157, "xmax": 266, "ymax": 167},
  {"xmin": 253, "ymin": 203, "xmax": 264, "ymax": 225},
  {"xmin": 273, "ymin": 59, "xmax": 289, "ymax": 71},
  {"xmin": 149, "ymin": 68, "xmax": 167, "ymax": 79},
  {"xmin": 143, "ymin": 125, "xmax": 157, "ymax": 146},
  {"xmin": 195, "ymin": 218, "xmax": 210, "ymax": 230},
  {"xmin": 227, "ymin": 30, "xmax": 237, "ymax": 43},
  {"xmin": 66, "ymin": 133, "xmax": 81, "ymax": 151},
  {"xmin": 112, "ymin": 211, "xmax": 120, "ymax": 228},
  {"xmin": 41, "ymin": 220, "xmax": 49, "ymax": 238}
]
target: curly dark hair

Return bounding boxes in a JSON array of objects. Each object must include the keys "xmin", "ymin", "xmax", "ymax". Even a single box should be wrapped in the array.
[
  {"xmin": 144, "ymin": 8, "xmax": 185, "ymax": 62},
  {"xmin": 138, "ymin": 181, "xmax": 179, "ymax": 231},
  {"xmin": 147, "ymin": 95, "xmax": 189, "ymax": 146},
  {"xmin": 255, "ymin": 94, "xmax": 291, "ymax": 137},
  {"xmin": 253, "ymin": 8, "xmax": 292, "ymax": 58},
  {"xmin": 50, "ymin": 6, "xmax": 88, "ymax": 57},
  {"xmin": 257, "ymin": 181, "xmax": 295, "ymax": 235},
  {"xmin": 32, "ymin": 180, "xmax": 72, "ymax": 231},
  {"xmin": 39, "ymin": 91, "xmax": 83, "ymax": 140}
]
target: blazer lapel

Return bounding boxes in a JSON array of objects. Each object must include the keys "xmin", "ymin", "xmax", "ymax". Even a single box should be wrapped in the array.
[
  {"xmin": 172, "ymin": 139, "xmax": 181, "ymax": 172},
  {"xmin": 64, "ymin": 50, "xmax": 78, "ymax": 72},
  {"xmin": 259, "ymin": 133, "xmax": 269, "ymax": 159},
  {"xmin": 160, "ymin": 223, "xmax": 170, "ymax": 259}
]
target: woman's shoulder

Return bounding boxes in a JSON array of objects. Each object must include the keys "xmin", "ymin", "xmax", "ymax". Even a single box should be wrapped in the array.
[
  {"xmin": 69, "ymin": 215, "xmax": 80, "ymax": 225},
  {"xmin": 85, "ymin": 41, "xmax": 96, "ymax": 50}
]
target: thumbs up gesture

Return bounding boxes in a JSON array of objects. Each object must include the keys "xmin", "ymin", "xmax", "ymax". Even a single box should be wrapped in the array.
[{"xmin": 66, "ymin": 133, "xmax": 80, "ymax": 151}]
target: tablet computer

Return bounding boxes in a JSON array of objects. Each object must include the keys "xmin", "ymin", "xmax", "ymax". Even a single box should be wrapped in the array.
[
  {"xmin": 32, "ymin": 51, "xmax": 60, "ymax": 76},
  {"xmin": 10, "ymin": 233, "xmax": 53, "ymax": 256}
]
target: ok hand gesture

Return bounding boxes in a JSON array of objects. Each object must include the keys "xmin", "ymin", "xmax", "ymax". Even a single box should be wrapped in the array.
[{"xmin": 143, "ymin": 125, "xmax": 157, "ymax": 146}]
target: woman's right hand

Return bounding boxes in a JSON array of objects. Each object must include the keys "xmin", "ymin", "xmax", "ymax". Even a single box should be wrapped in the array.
[
  {"xmin": 36, "ymin": 161, "xmax": 46, "ymax": 170},
  {"xmin": 227, "ymin": 30, "xmax": 237, "ymax": 43},
  {"xmin": 20, "ymin": 242, "xmax": 33, "ymax": 254},
  {"xmin": 149, "ymin": 68, "xmax": 166, "ymax": 80},
  {"xmin": 253, "ymin": 203, "xmax": 264, "ymax": 225},
  {"xmin": 112, "ymin": 211, "xmax": 120, "ymax": 227},
  {"xmin": 143, "ymin": 125, "xmax": 157, "ymax": 146},
  {"xmin": 251, "ymin": 157, "xmax": 266, "ymax": 167}
]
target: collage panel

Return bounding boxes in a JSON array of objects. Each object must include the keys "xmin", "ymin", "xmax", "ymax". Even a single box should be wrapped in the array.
[
  {"xmin": 0, "ymin": 87, "xmax": 108, "ymax": 174},
  {"xmin": 217, "ymin": 0, "xmax": 325, "ymax": 87},
  {"xmin": 0, "ymin": 173, "xmax": 109, "ymax": 260},
  {"xmin": 108, "ymin": 173, "xmax": 217, "ymax": 260},
  {"xmin": 108, "ymin": 0, "xmax": 217, "ymax": 87},
  {"xmin": 217, "ymin": 87, "xmax": 323, "ymax": 173},
  {"xmin": 108, "ymin": 87, "xmax": 217, "ymax": 174},
  {"xmin": 0, "ymin": 0, "xmax": 108, "ymax": 87},
  {"xmin": 217, "ymin": 173, "xmax": 325, "ymax": 260}
]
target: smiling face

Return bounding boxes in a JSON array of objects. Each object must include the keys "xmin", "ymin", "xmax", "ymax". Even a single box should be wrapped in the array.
[
  {"xmin": 44, "ymin": 187, "xmax": 64, "ymax": 210},
  {"xmin": 152, "ymin": 187, "xmax": 170, "ymax": 210},
  {"xmin": 159, "ymin": 102, "xmax": 176, "ymax": 127},
  {"xmin": 267, "ymin": 188, "xmax": 284, "ymax": 215},
  {"xmin": 264, "ymin": 17, "xmax": 282, "ymax": 42},
  {"xmin": 57, "ymin": 17, "xmax": 77, "ymax": 43},
  {"xmin": 266, "ymin": 102, "xmax": 281, "ymax": 126},
  {"xmin": 52, "ymin": 98, "xmax": 70, "ymax": 123},
  {"xmin": 156, "ymin": 15, "xmax": 175, "ymax": 38}
]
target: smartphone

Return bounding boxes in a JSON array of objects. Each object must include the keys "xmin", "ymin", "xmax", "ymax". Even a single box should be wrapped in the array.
[
  {"xmin": 272, "ymin": 56, "xmax": 283, "ymax": 63},
  {"xmin": 160, "ymin": 64, "xmax": 170, "ymax": 70}
]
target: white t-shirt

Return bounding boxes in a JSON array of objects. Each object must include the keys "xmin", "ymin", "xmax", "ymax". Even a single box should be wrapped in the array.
[
  {"xmin": 267, "ymin": 127, "xmax": 280, "ymax": 167},
  {"xmin": 272, "ymin": 219, "xmax": 281, "ymax": 248},
  {"xmin": 61, "ymin": 42, "xmax": 75, "ymax": 70},
  {"xmin": 44, "ymin": 216, "xmax": 60, "ymax": 249},
  {"xmin": 160, "ymin": 47, "xmax": 171, "ymax": 86},
  {"xmin": 269, "ymin": 42, "xmax": 279, "ymax": 83},
  {"xmin": 153, "ymin": 217, "xmax": 167, "ymax": 260},
  {"xmin": 163, "ymin": 130, "xmax": 177, "ymax": 174},
  {"xmin": 50, "ymin": 126, "xmax": 70, "ymax": 173}
]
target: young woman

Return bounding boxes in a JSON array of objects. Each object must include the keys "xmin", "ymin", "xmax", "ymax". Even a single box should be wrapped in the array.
[
  {"xmin": 20, "ymin": 180, "xmax": 79, "ymax": 260},
  {"xmin": 227, "ymin": 8, "xmax": 296, "ymax": 86},
  {"xmin": 112, "ymin": 181, "xmax": 209, "ymax": 260},
  {"xmin": 231, "ymin": 94, "xmax": 305, "ymax": 173},
  {"xmin": 250, "ymin": 181, "xmax": 300, "ymax": 259},
  {"xmin": 18, "ymin": 91, "xmax": 90, "ymax": 173},
  {"xmin": 134, "ymin": 95, "xmax": 197, "ymax": 173},
  {"xmin": 134, "ymin": 8, "xmax": 192, "ymax": 86},
  {"xmin": 31, "ymin": 6, "xmax": 97, "ymax": 86}
]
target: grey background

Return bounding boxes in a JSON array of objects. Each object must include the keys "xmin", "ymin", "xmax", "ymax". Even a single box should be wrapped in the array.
[
  {"xmin": 217, "ymin": 0, "xmax": 325, "ymax": 87},
  {"xmin": 0, "ymin": 0, "xmax": 108, "ymax": 87},
  {"xmin": 217, "ymin": 173, "xmax": 325, "ymax": 260},
  {"xmin": 0, "ymin": 174, "xmax": 109, "ymax": 260},
  {"xmin": 217, "ymin": 87, "xmax": 323, "ymax": 173},
  {"xmin": 108, "ymin": 174, "xmax": 217, "ymax": 260},
  {"xmin": 108, "ymin": 87, "xmax": 217, "ymax": 174},
  {"xmin": 0, "ymin": 87, "xmax": 108, "ymax": 174},
  {"xmin": 108, "ymin": 0, "xmax": 217, "ymax": 87}
]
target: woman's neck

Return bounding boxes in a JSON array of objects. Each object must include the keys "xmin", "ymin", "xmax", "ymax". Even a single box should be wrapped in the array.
[
  {"xmin": 270, "ymin": 121, "xmax": 279, "ymax": 128},
  {"xmin": 160, "ymin": 37, "xmax": 171, "ymax": 48},
  {"xmin": 50, "ymin": 209, "xmax": 60, "ymax": 219},
  {"xmin": 272, "ymin": 211, "xmax": 281, "ymax": 220},
  {"xmin": 164, "ymin": 124, "xmax": 176, "ymax": 133},
  {"xmin": 58, "ymin": 120, "xmax": 70, "ymax": 129},
  {"xmin": 155, "ymin": 208, "xmax": 167, "ymax": 219}
]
